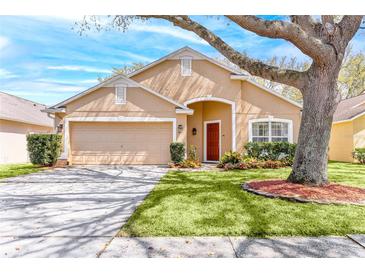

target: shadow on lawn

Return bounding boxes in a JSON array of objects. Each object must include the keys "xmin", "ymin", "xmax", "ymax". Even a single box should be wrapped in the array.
[
  {"xmin": 122, "ymin": 170, "xmax": 275, "ymax": 237},
  {"xmin": 122, "ymin": 169, "xmax": 365, "ymax": 237}
]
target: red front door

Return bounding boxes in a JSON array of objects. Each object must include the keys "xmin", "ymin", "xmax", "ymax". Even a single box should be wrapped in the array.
[{"xmin": 206, "ymin": 122, "xmax": 220, "ymax": 161}]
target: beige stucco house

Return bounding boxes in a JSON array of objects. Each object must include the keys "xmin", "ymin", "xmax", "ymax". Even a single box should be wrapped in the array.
[
  {"xmin": 0, "ymin": 92, "xmax": 54, "ymax": 164},
  {"xmin": 329, "ymin": 92, "xmax": 365, "ymax": 162},
  {"xmin": 46, "ymin": 47, "xmax": 302, "ymax": 165}
]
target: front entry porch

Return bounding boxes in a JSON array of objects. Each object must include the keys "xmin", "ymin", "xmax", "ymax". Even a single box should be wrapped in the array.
[{"xmin": 185, "ymin": 98, "xmax": 235, "ymax": 162}]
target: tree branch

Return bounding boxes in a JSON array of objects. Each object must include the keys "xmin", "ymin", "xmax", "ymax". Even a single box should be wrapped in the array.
[
  {"xmin": 290, "ymin": 16, "xmax": 320, "ymax": 37},
  {"xmin": 337, "ymin": 16, "xmax": 363, "ymax": 44},
  {"xmin": 226, "ymin": 15, "xmax": 332, "ymax": 64},
  {"xmin": 135, "ymin": 15, "xmax": 305, "ymax": 88}
]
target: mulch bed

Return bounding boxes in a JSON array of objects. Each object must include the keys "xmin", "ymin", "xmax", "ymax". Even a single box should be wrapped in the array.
[{"xmin": 243, "ymin": 180, "xmax": 365, "ymax": 206}]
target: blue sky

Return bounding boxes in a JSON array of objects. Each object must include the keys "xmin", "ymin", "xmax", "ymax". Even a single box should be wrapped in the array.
[{"xmin": 0, "ymin": 16, "xmax": 364, "ymax": 106}]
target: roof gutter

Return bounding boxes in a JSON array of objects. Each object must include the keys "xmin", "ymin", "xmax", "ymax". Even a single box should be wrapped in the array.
[{"xmin": 42, "ymin": 107, "xmax": 66, "ymax": 114}]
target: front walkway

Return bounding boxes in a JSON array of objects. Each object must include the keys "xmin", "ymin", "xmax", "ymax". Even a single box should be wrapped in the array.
[
  {"xmin": 100, "ymin": 235, "xmax": 365, "ymax": 258},
  {"xmin": 0, "ymin": 165, "xmax": 168, "ymax": 257}
]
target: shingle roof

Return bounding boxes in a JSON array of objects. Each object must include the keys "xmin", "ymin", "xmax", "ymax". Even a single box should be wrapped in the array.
[
  {"xmin": 0, "ymin": 92, "xmax": 54, "ymax": 127},
  {"xmin": 333, "ymin": 92, "xmax": 365, "ymax": 122}
]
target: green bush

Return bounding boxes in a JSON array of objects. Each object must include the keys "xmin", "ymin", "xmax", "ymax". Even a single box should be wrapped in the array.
[
  {"xmin": 353, "ymin": 148, "xmax": 365, "ymax": 164},
  {"xmin": 244, "ymin": 142, "xmax": 296, "ymax": 162},
  {"xmin": 27, "ymin": 134, "xmax": 62, "ymax": 166},
  {"xmin": 220, "ymin": 151, "xmax": 242, "ymax": 165},
  {"xmin": 170, "ymin": 142, "xmax": 185, "ymax": 163}
]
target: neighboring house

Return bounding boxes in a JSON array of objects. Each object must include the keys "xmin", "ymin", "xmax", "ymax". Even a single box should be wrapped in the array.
[
  {"xmin": 329, "ymin": 92, "xmax": 365, "ymax": 162},
  {"xmin": 0, "ymin": 92, "xmax": 54, "ymax": 164},
  {"xmin": 46, "ymin": 46, "xmax": 302, "ymax": 165}
]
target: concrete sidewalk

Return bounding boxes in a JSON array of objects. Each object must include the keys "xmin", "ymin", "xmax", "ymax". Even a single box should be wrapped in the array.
[{"xmin": 100, "ymin": 235, "xmax": 365, "ymax": 258}]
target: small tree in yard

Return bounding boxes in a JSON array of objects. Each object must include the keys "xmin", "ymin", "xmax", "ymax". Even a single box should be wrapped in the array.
[{"xmin": 77, "ymin": 15, "xmax": 364, "ymax": 185}]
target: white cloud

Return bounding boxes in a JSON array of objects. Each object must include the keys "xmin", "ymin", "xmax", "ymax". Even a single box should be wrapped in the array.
[
  {"xmin": 36, "ymin": 78, "xmax": 98, "ymax": 85},
  {"xmin": 0, "ymin": 68, "xmax": 17, "ymax": 79},
  {"xmin": 47, "ymin": 65, "xmax": 111, "ymax": 74},
  {"xmin": 118, "ymin": 50, "xmax": 155, "ymax": 63},
  {"xmin": 129, "ymin": 24, "xmax": 208, "ymax": 45},
  {"xmin": 1, "ymin": 79, "xmax": 87, "ymax": 93},
  {"xmin": 0, "ymin": 36, "xmax": 10, "ymax": 51}
]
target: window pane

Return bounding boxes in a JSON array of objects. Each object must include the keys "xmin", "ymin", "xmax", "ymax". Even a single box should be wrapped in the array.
[
  {"xmin": 271, "ymin": 122, "xmax": 288, "ymax": 137},
  {"xmin": 252, "ymin": 137, "xmax": 269, "ymax": 142},
  {"xmin": 252, "ymin": 122, "xmax": 269, "ymax": 137},
  {"xmin": 272, "ymin": 137, "xmax": 288, "ymax": 142}
]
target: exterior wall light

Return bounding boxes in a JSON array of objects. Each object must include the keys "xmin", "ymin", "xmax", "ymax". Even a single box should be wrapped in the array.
[
  {"xmin": 178, "ymin": 124, "xmax": 184, "ymax": 133},
  {"xmin": 192, "ymin": 128, "xmax": 197, "ymax": 135}
]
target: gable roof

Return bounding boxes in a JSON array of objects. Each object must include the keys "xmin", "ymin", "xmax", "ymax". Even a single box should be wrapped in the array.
[
  {"xmin": 129, "ymin": 46, "xmax": 301, "ymax": 109},
  {"xmin": 128, "ymin": 46, "xmax": 247, "ymax": 77},
  {"xmin": 0, "ymin": 91, "xmax": 54, "ymax": 127},
  {"xmin": 48, "ymin": 73, "xmax": 190, "ymax": 111},
  {"xmin": 333, "ymin": 92, "xmax": 365, "ymax": 123}
]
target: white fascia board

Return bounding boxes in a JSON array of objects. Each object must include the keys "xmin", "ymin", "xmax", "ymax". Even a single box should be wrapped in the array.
[
  {"xmin": 42, "ymin": 108, "xmax": 66, "ymax": 113},
  {"xmin": 176, "ymin": 108, "xmax": 194, "ymax": 115}
]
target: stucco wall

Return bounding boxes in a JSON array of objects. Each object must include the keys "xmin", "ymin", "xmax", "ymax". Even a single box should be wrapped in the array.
[
  {"xmin": 132, "ymin": 58, "xmax": 302, "ymax": 154},
  {"xmin": 328, "ymin": 121, "xmax": 354, "ymax": 162},
  {"xmin": 187, "ymin": 101, "xmax": 231, "ymax": 160},
  {"xmin": 60, "ymin": 85, "xmax": 188, "ymax": 163},
  {"xmin": 0, "ymin": 119, "xmax": 53, "ymax": 163},
  {"xmin": 353, "ymin": 115, "xmax": 365, "ymax": 149},
  {"xmin": 66, "ymin": 87, "xmax": 176, "ymax": 118},
  {"xmin": 236, "ymin": 81, "xmax": 302, "ymax": 152},
  {"xmin": 131, "ymin": 59, "xmax": 242, "ymax": 104}
]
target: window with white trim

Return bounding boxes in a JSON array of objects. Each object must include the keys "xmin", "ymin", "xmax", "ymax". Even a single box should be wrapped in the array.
[
  {"xmin": 115, "ymin": 86, "xmax": 126, "ymax": 104},
  {"xmin": 249, "ymin": 118, "xmax": 292, "ymax": 143},
  {"xmin": 181, "ymin": 56, "xmax": 192, "ymax": 76}
]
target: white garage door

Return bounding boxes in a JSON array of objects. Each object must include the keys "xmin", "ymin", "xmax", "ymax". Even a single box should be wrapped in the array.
[{"xmin": 70, "ymin": 122, "xmax": 172, "ymax": 165}]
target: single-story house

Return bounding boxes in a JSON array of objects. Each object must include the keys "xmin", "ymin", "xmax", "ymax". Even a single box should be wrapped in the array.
[
  {"xmin": 0, "ymin": 92, "xmax": 54, "ymax": 163},
  {"xmin": 46, "ymin": 46, "xmax": 302, "ymax": 165},
  {"xmin": 329, "ymin": 92, "xmax": 365, "ymax": 162}
]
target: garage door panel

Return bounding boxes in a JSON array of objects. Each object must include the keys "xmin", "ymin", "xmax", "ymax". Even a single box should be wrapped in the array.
[{"xmin": 70, "ymin": 122, "xmax": 172, "ymax": 165}]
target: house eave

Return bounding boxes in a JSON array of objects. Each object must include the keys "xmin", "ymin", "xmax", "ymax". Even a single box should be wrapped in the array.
[
  {"xmin": 176, "ymin": 108, "xmax": 194, "ymax": 115},
  {"xmin": 42, "ymin": 107, "xmax": 66, "ymax": 114},
  {"xmin": 333, "ymin": 111, "xmax": 365, "ymax": 124}
]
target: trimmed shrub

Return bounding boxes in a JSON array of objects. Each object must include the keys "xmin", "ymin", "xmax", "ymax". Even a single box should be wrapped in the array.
[
  {"xmin": 220, "ymin": 151, "xmax": 242, "ymax": 165},
  {"xmin": 244, "ymin": 142, "xmax": 296, "ymax": 163},
  {"xmin": 353, "ymin": 148, "xmax": 365, "ymax": 164},
  {"xmin": 170, "ymin": 142, "xmax": 185, "ymax": 163},
  {"xmin": 223, "ymin": 159, "xmax": 287, "ymax": 170},
  {"xmin": 27, "ymin": 134, "xmax": 62, "ymax": 166}
]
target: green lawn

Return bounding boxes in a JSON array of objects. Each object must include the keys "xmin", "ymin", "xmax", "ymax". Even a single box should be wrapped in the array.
[
  {"xmin": 0, "ymin": 163, "xmax": 45, "ymax": 180},
  {"xmin": 120, "ymin": 162, "xmax": 365, "ymax": 237}
]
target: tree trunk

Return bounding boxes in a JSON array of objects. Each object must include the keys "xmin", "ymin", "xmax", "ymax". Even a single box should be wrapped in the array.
[{"xmin": 288, "ymin": 64, "xmax": 342, "ymax": 185}]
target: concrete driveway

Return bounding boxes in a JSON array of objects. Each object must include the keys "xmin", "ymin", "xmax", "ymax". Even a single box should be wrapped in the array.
[{"xmin": 0, "ymin": 165, "xmax": 168, "ymax": 257}]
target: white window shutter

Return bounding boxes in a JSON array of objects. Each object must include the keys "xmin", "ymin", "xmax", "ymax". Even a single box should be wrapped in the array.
[
  {"xmin": 181, "ymin": 56, "xmax": 192, "ymax": 76},
  {"xmin": 115, "ymin": 86, "xmax": 126, "ymax": 104}
]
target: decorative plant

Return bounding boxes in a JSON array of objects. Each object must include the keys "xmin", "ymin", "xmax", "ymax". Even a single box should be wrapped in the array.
[
  {"xmin": 219, "ymin": 151, "xmax": 242, "ymax": 165},
  {"xmin": 353, "ymin": 148, "xmax": 365, "ymax": 164},
  {"xmin": 169, "ymin": 142, "xmax": 185, "ymax": 163}
]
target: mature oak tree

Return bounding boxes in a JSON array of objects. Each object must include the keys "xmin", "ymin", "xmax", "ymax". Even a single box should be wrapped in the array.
[{"xmin": 78, "ymin": 15, "xmax": 363, "ymax": 185}]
